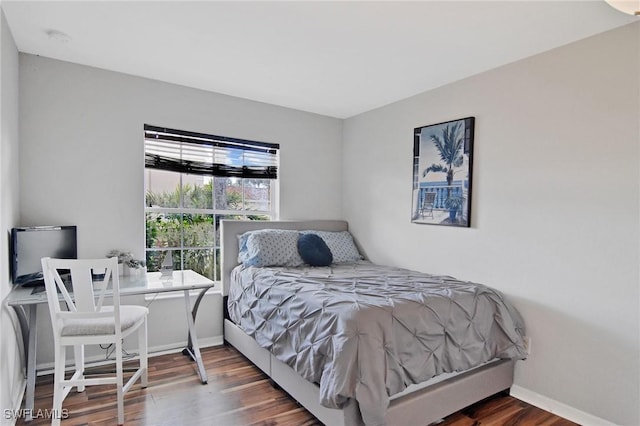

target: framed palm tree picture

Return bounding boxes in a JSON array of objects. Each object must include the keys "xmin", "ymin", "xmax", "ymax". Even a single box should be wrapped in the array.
[{"xmin": 412, "ymin": 117, "xmax": 474, "ymax": 227}]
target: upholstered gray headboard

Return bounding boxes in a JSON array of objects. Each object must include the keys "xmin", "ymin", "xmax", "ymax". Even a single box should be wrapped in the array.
[{"xmin": 220, "ymin": 220, "xmax": 349, "ymax": 296}]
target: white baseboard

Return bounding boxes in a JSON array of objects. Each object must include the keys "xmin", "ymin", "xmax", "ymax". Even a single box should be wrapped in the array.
[
  {"xmin": 140, "ymin": 336, "xmax": 224, "ymax": 357},
  {"xmin": 510, "ymin": 385, "xmax": 616, "ymax": 426},
  {"xmin": 35, "ymin": 335, "xmax": 224, "ymax": 375}
]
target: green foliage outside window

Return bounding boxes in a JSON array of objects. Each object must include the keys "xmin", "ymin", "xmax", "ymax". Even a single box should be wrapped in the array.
[{"xmin": 145, "ymin": 179, "xmax": 270, "ymax": 280}]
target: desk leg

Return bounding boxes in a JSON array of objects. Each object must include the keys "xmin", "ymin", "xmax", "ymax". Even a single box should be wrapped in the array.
[
  {"xmin": 11, "ymin": 304, "xmax": 37, "ymax": 422},
  {"xmin": 185, "ymin": 288, "xmax": 209, "ymax": 350},
  {"xmin": 22, "ymin": 306, "xmax": 37, "ymax": 422},
  {"xmin": 181, "ymin": 289, "xmax": 208, "ymax": 384},
  {"xmin": 13, "ymin": 306, "xmax": 29, "ymax": 367}
]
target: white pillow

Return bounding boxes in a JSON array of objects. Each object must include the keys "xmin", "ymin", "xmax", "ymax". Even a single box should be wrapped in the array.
[
  {"xmin": 301, "ymin": 230, "xmax": 362, "ymax": 263},
  {"xmin": 238, "ymin": 229, "xmax": 303, "ymax": 267}
]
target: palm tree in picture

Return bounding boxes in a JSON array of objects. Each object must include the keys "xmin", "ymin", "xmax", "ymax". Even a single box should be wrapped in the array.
[{"xmin": 422, "ymin": 121, "xmax": 464, "ymax": 200}]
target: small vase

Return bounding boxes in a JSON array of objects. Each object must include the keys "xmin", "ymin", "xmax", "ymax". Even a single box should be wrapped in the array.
[{"xmin": 131, "ymin": 266, "xmax": 146, "ymax": 277}]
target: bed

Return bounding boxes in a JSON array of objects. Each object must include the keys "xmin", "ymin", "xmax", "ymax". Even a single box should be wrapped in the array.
[{"xmin": 221, "ymin": 220, "xmax": 527, "ymax": 426}]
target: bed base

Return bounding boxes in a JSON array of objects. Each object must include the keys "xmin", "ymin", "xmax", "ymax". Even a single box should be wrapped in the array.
[
  {"xmin": 224, "ymin": 319, "xmax": 515, "ymax": 426},
  {"xmin": 221, "ymin": 220, "xmax": 516, "ymax": 425}
]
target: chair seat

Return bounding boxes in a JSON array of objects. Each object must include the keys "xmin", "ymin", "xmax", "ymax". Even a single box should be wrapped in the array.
[{"xmin": 61, "ymin": 305, "xmax": 149, "ymax": 337}]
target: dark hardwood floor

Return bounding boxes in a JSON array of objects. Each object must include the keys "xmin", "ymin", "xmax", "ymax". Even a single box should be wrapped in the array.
[{"xmin": 16, "ymin": 346, "xmax": 577, "ymax": 426}]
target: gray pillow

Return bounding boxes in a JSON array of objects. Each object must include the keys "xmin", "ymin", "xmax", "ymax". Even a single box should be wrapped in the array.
[
  {"xmin": 238, "ymin": 229, "xmax": 303, "ymax": 267},
  {"xmin": 301, "ymin": 230, "xmax": 362, "ymax": 263}
]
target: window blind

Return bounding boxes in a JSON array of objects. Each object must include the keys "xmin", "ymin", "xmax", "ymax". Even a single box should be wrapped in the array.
[{"xmin": 144, "ymin": 125, "xmax": 279, "ymax": 179}]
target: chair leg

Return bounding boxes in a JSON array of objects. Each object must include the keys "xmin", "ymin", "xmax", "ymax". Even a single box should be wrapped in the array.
[
  {"xmin": 139, "ymin": 320, "xmax": 148, "ymax": 388},
  {"xmin": 73, "ymin": 344, "xmax": 85, "ymax": 392},
  {"xmin": 116, "ymin": 340, "xmax": 125, "ymax": 425},
  {"xmin": 51, "ymin": 345, "xmax": 66, "ymax": 426}
]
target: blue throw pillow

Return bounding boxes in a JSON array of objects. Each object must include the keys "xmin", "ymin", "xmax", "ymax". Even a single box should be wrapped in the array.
[{"xmin": 297, "ymin": 233, "xmax": 333, "ymax": 267}]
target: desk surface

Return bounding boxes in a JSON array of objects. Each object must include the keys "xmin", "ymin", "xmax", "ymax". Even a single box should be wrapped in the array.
[{"xmin": 6, "ymin": 270, "xmax": 219, "ymax": 306}]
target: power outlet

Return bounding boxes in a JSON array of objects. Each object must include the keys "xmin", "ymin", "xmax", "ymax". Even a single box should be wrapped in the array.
[{"xmin": 523, "ymin": 336, "xmax": 532, "ymax": 356}]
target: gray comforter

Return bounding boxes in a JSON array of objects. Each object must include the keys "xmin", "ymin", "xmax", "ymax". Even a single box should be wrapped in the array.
[{"xmin": 228, "ymin": 261, "xmax": 527, "ymax": 425}]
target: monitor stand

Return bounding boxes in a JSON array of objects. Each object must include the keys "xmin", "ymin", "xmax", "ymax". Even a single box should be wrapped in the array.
[
  {"xmin": 21, "ymin": 279, "xmax": 44, "ymax": 288},
  {"xmin": 29, "ymin": 274, "xmax": 72, "ymax": 294},
  {"xmin": 29, "ymin": 284, "xmax": 46, "ymax": 295}
]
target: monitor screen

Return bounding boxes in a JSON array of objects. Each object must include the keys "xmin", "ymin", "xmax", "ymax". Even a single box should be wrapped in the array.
[{"xmin": 11, "ymin": 226, "xmax": 77, "ymax": 286}]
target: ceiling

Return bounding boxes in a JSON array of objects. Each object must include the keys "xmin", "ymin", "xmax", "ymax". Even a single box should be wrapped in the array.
[{"xmin": 2, "ymin": 1, "xmax": 636, "ymax": 118}]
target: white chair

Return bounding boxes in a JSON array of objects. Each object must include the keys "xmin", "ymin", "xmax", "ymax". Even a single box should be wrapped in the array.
[{"xmin": 41, "ymin": 257, "xmax": 148, "ymax": 425}]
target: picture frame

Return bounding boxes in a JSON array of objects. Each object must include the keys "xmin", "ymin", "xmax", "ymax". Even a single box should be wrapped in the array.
[{"xmin": 412, "ymin": 117, "xmax": 475, "ymax": 227}]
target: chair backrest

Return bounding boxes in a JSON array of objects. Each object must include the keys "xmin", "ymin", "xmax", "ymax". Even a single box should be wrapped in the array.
[
  {"xmin": 41, "ymin": 257, "xmax": 121, "ymax": 338},
  {"xmin": 424, "ymin": 192, "xmax": 436, "ymax": 204}
]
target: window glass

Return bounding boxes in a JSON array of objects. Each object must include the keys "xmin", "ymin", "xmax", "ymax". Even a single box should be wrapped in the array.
[
  {"xmin": 144, "ymin": 126, "xmax": 278, "ymax": 280},
  {"xmin": 145, "ymin": 169, "xmax": 180, "ymax": 208}
]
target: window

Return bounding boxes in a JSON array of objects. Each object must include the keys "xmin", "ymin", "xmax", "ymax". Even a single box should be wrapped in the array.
[{"xmin": 144, "ymin": 125, "xmax": 279, "ymax": 281}]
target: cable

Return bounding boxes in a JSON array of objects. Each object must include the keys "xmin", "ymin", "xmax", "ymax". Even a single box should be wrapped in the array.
[
  {"xmin": 145, "ymin": 292, "xmax": 159, "ymax": 308},
  {"xmin": 97, "ymin": 295, "xmax": 158, "ymax": 362},
  {"xmin": 100, "ymin": 341, "xmax": 138, "ymax": 361}
]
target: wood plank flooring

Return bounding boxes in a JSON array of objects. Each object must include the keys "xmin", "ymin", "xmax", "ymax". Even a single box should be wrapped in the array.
[{"xmin": 16, "ymin": 346, "xmax": 577, "ymax": 426}]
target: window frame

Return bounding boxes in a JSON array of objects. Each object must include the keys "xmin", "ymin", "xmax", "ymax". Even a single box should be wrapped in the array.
[{"xmin": 144, "ymin": 125, "xmax": 279, "ymax": 282}]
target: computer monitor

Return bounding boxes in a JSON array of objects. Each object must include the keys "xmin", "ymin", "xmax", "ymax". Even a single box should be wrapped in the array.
[{"xmin": 10, "ymin": 226, "xmax": 77, "ymax": 286}]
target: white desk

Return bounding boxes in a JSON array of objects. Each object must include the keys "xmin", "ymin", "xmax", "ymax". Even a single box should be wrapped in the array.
[{"xmin": 5, "ymin": 270, "xmax": 219, "ymax": 422}]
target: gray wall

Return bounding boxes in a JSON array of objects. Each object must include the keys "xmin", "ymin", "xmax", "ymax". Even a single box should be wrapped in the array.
[
  {"xmin": 342, "ymin": 23, "xmax": 639, "ymax": 425},
  {"xmin": 9, "ymin": 18, "xmax": 640, "ymax": 426},
  {"xmin": 0, "ymin": 8, "xmax": 24, "ymax": 425},
  {"xmin": 18, "ymin": 54, "xmax": 344, "ymax": 365}
]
